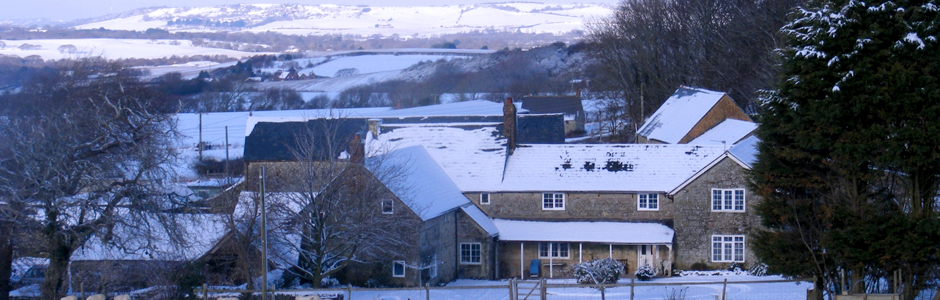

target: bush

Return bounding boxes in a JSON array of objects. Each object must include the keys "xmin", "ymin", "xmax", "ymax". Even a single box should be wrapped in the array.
[
  {"xmin": 573, "ymin": 258, "xmax": 623, "ymax": 284},
  {"xmin": 748, "ymin": 262, "xmax": 768, "ymax": 276},
  {"xmin": 634, "ymin": 264, "xmax": 656, "ymax": 281}
]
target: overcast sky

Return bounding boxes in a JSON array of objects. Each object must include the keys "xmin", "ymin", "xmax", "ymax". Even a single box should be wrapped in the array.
[{"xmin": 2, "ymin": 0, "xmax": 619, "ymax": 21}]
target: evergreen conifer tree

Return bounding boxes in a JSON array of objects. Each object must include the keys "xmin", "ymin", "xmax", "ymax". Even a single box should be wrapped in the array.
[{"xmin": 751, "ymin": 0, "xmax": 940, "ymax": 298}]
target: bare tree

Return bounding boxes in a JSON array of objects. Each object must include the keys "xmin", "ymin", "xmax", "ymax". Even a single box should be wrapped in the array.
[
  {"xmin": 243, "ymin": 119, "xmax": 417, "ymax": 288},
  {"xmin": 584, "ymin": 0, "xmax": 801, "ymax": 142},
  {"xmin": 0, "ymin": 58, "xmax": 181, "ymax": 300}
]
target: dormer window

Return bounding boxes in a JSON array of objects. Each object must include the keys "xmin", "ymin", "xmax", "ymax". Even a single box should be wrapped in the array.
[{"xmin": 480, "ymin": 193, "xmax": 490, "ymax": 205}]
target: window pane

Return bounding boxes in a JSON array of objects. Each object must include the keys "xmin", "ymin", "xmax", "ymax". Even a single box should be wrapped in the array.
[
  {"xmin": 393, "ymin": 261, "xmax": 405, "ymax": 276},
  {"xmin": 649, "ymin": 194, "xmax": 658, "ymax": 209},
  {"xmin": 558, "ymin": 243, "xmax": 569, "ymax": 257},
  {"xmin": 539, "ymin": 243, "xmax": 548, "ymax": 257},
  {"xmin": 543, "ymin": 194, "xmax": 552, "ymax": 209},
  {"xmin": 481, "ymin": 193, "xmax": 489, "ymax": 204},
  {"xmin": 724, "ymin": 242, "xmax": 732, "ymax": 261},
  {"xmin": 713, "ymin": 242, "xmax": 722, "ymax": 261},
  {"xmin": 724, "ymin": 190, "xmax": 733, "ymax": 210},
  {"xmin": 554, "ymin": 194, "xmax": 564, "ymax": 208},
  {"xmin": 639, "ymin": 194, "xmax": 647, "ymax": 208},
  {"xmin": 734, "ymin": 241, "xmax": 745, "ymax": 262},
  {"xmin": 734, "ymin": 190, "xmax": 745, "ymax": 211},
  {"xmin": 713, "ymin": 190, "xmax": 722, "ymax": 210}
]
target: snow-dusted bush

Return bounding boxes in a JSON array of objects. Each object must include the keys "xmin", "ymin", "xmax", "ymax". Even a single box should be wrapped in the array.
[
  {"xmin": 748, "ymin": 262, "xmax": 768, "ymax": 276},
  {"xmin": 634, "ymin": 264, "xmax": 656, "ymax": 281},
  {"xmin": 320, "ymin": 276, "xmax": 340, "ymax": 287},
  {"xmin": 573, "ymin": 258, "xmax": 624, "ymax": 284}
]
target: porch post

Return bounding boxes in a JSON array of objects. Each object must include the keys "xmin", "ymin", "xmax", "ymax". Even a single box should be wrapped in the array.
[
  {"xmin": 579, "ymin": 243, "xmax": 583, "ymax": 264},
  {"xmin": 549, "ymin": 243, "xmax": 554, "ymax": 278},
  {"xmin": 520, "ymin": 243, "xmax": 524, "ymax": 278},
  {"xmin": 609, "ymin": 244, "xmax": 612, "ymax": 258}
]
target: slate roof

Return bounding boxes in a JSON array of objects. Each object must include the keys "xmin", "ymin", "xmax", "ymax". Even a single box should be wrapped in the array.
[
  {"xmin": 367, "ymin": 124, "xmax": 506, "ymax": 192},
  {"xmin": 688, "ymin": 119, "xmax": 757, "ymax": 146},
  {"xmin": 729, "ymin": 135, "xmax": 760, "ymax": 168},
  {"xmin": 517, "ymin": 114, "xmax": 565, "ymax": 144},
  {"xmin": 243, "ymin": 118, "xmax": 367, "ymax": 161},
  {"xmin": 637, "ymin": 87, "xmax": 728, "ymax": 144},
  {"xmin": 375, "ymin": 100, "xmax": 527, "ymax": 118},
  {"xmin": 369, "ymin": 145, "xmax": 472, "ymax": 221},
  {"xmin": 493, "ymin": 219, "xmax": 674, "ymax": 244},
  {"xmin": 500, "ymin": 144, "xmax": 725, "ymax": 192},
  {"xmin": 521, "ymin": 96, "xmax": 584, "ymax": 121}
]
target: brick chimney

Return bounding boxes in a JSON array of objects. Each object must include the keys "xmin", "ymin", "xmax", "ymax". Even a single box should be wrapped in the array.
[
  {"xmin": 503, "ymin": 97, "xmax": 517, "ymax": 154},
  {"xmin": 349, "ymin": 133, "xmax": 364, "ymax": 163}
]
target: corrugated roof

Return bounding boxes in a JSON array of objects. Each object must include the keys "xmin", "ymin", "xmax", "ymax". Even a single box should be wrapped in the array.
[
  {"xmin": 500, "ymin": 144, "xmax": 725, "ymax": 192},
  {"xmin": 493, "ymin": 219, "xmax": 674, "ymax": 244},
  {"xmin": 637, "ymin": 87, "xmax": 727, "ymax": 144}
]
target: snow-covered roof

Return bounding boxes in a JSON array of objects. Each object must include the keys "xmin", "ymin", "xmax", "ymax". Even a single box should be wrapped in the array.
[
  {"xmin": 637, "ymin": 87, "xmax": 728, "ymax": 144},
  {"xmin": 493, "ymin": 219, "xmax": 674, "ymax": 244},
  {"xmin": 729, "ymin": 135, "xmax": 760, "ymax": 168},
  {"xmin": 367, "ymin": 125, "xmax": 506, "ymax": 192},
  {"xmin": 373, "ymin": 100, "xmax": 527, "ymax": 118},
  {"xmin": 370, "ymin": 145, "xmax": 471, "ymax": 221},
  {"xmin": 71, "ymin": 213, "xmax": 228, "ymax": 262},
  {"xmin": 688, "ymin": 119, "xmax": 757, "ymax": 146},
  {"xmin": 461, "ymin": 204, "xmax": 498, "ymax": 237},
  {"xmin": 501, "ymin": 144, "xmax": 725, "ymax": 192},
  {"xmin": 242, "ymin": 108, "xmax": 389, "ymax": 136}
]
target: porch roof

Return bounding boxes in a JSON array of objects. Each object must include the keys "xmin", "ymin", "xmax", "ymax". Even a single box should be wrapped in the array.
[{"xmin": 492, "ymin": 219, "xmax": 674, "ymax": 245}]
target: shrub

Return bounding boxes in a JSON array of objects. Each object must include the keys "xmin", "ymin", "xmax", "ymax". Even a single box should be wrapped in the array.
[
  {"xmin": 573, "ymin": 258, "xmax": 623, "ymax": 284},
  {"xmin": 634, "ymin": 264, "xmax": 656, "ymax": 281}
]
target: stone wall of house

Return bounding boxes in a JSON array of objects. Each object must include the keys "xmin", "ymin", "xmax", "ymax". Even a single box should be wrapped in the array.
[
  {"xmin": 456, "ymin": 211, "xmax": 497, "ymax": 279},
  {"xmin": 672, "ymin": 157, "xmax": 762, "ymax": 270},
  {"xmin": 497, "ymin": 242, "xmax": 670, "ymax": 278},
  {"xmin": 466, "ymin": 192, "xmax": 673, "ymax": 223},
  {"xmin": 415, "ymin": 211, "xmax": 458, "ymax": 286}
]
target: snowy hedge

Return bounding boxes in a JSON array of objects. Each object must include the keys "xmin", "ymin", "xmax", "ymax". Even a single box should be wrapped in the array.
[{"xmin": 573, "ymin": 258, "xmax": 624, "ymax": 284}]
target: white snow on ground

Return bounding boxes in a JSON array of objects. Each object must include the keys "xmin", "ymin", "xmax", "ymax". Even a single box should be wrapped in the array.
[
  {"xmin": 141, "ymin": 60, "xmax": 239, "ymax": 80},
  {"xmin": 0, "ymin": 39, "xmax": 268, "ymax": 60},
  {"xmin": 249, "ymin": 276, "xmax": 811, "ymax": 300},
  {"xmin": 73, "ymin": 3, "xmax": 613, "ymax": 38}
]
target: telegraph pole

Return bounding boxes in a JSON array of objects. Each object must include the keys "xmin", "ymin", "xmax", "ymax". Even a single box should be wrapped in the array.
[{"xmin": 260, "ymin": 166, "xmax": 268, "ymax": 300}]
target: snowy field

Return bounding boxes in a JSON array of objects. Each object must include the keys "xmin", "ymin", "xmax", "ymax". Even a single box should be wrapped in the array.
[
  {"xmin": 0, "ymin": 38, "xmax": 267, "ymax": 60},
  {"xmin": 72, "ymin": 3, "xmax": 613, "ymax": 38}
]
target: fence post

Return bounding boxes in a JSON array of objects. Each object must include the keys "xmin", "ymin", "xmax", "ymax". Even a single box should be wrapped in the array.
[
  {"xmin": 722, "ymin": 278, "xmax": 728, "ymax": 300},
  {"xmin": 508, "ymin": 278, "xmax": 514, "ymax": 300},
  {"xmin": 540, "ymin": 278, "xmax": 546, "ymax": 300},
  {"xmin": 600, "ymin": 285, "xmax": 606, "ymax": 300},
  {"xmin": 630, "ymin": 278, "xmax": 635, "ymax": 300},
  {"xmin": 80, "ymin": 282, "xmax": 84, "ymax": 300},
  {"xmin": 203, "ymin": 283, "xmax": 208, "ymax": 300},
  {"xmin": 425, "ymin": 283, "xmax": 430, "ymax": 300},
  {"xmin": 347, "ymin": 283, "xmax": 352, "ymax": 300}
]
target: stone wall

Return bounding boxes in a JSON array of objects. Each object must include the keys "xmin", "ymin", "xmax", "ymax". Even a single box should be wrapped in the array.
[
  {"xmin": 672, "ymin": 157, "xmax": 762, "ymax": 270},
  {"xmin": 466, "ymin": 192, "xmax": 673, "ymax": 224},
  {"xmin": 456, "ymin": 210, "xmax": 497, "ymax": 279}
]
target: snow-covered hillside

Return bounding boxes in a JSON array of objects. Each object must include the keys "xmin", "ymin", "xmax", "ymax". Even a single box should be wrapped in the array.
[
  {"xmin": 0, "ymin": 38, "xmax": 268, "ymax": 60},
  {"xmin": 72, "ymin": 3, "xmax": 613, "ymax": 38}
]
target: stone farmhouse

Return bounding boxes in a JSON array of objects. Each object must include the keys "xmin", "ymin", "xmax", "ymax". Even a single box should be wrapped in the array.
[{"xmin": 240, "ymin": 87, "xmax": 762, "ymax": 286}]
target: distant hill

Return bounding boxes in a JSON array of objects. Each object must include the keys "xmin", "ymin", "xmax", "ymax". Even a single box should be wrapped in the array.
[{"xmin": 69, "ymin": 3, "xmax": 613, "ymax": 38}]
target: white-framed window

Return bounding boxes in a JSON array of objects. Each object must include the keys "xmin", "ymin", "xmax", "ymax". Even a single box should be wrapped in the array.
[
  {"xmin": 480, "ymin": 193, "xmax": 490, "ymax": 205},
  {"xmin": 429, "ymin": 254, "xmax": 438, "ymax": 278},
  {"xmin": 542, "ymin": 193, "xmax": 565, "ymax": 210},
  {"xmin": 711, "ymin": 189, "xmax": 745, "ymax": 212},
  {"xmin": 712, "ymin": 235, "xmax": 745, "ymax": 262},
  {"xmin": 460, "ymin": 243, "xmax": 482, "ymax": 264},
  {"xmin": 638, "ymin": 193, "xmax": 659, "ymax": 211},
  {"xmin": 538, "ymin": 242, "xmax": 570, "ymax": 259},
  {"xmin": 382, "ymin": 199, "xmax": 394, "ymax": 214},
  {"xmin": 392, "ymin": 260, "xmax": 406, "ymax": 277}
]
